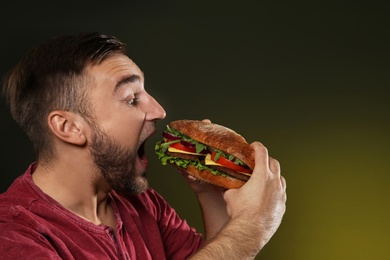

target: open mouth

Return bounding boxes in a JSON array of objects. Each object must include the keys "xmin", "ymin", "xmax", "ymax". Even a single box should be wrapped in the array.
[
  {"xmin": 138, "ymin": 141, "xmax": 146, "ymax": 161},
  {"xmin": 137, "ymin": 127, "xmax": 157, "ymax": 167}
]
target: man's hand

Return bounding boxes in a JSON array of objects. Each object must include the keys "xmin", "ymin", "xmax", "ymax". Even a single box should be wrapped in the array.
[
  {"xmin": 189, "ymin": 141, "xmax": 287, "ymax": 259},
  {"xmin": 223, "ymin": 141, "xmax": 287, "ymax": 249}
]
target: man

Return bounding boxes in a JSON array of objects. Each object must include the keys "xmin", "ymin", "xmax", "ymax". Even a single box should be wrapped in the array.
[{"xmin": 0, "ymin": 32, "xmax": 286, "ymax": 259}]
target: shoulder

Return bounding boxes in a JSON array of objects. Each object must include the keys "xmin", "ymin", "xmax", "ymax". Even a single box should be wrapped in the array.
[
  {"xmin": 1, "ymin": 163, "xmax": 38, "ymax": 203},
  {"xmin": 0, "ymin": 217, "xmax": 61, "ymax": 258}
]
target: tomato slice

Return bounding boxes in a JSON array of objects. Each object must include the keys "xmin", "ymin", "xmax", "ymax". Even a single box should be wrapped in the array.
[
  {"xmin": 170, "ymin": 142, "xmax": 197, "ymax": 153},
  {"xmin": 210, "ymin": 152, "xmax": 251, "ymax": 174}
]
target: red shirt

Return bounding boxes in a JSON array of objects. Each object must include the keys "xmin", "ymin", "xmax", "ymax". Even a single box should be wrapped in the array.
[{"xmin": 0, "ymin": 164, "xmax": 203, "ymax": 259}]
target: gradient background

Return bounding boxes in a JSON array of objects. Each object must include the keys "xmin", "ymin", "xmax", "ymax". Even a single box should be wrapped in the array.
[{"xmin": 1, "ymin": 1, "xmax": 389, "ymax": 259}]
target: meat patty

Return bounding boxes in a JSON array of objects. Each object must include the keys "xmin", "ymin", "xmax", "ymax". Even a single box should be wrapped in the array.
[{"xmin": 209, "ymin": 165, "xmax": 250, "ymax": 181}]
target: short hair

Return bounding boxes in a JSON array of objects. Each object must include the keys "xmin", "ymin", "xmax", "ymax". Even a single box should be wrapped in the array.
[{"xmin": 1, "ymin": 32, "xmax": 126, "ymax": 162}]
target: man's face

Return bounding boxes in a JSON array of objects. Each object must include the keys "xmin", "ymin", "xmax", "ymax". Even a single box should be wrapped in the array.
[{"xmin": 85, "ymin": 53, "xmax": 166, "ymax": 194}]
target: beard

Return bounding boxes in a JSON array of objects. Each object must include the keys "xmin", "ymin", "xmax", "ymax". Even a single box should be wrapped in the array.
[{"xmin": 88, "ymin": 124, "xmax": 148, "ymax": 196}]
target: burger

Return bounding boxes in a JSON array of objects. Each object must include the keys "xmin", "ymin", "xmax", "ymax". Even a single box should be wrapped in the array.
[{"xmin": 155, "ymin": 120, "xmax": 255, "ymax": 189}]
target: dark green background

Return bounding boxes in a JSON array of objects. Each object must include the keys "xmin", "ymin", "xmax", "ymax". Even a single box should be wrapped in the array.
[{"xmin": 1, "ymin": 1, "xmax": 389, "ymax": 259}]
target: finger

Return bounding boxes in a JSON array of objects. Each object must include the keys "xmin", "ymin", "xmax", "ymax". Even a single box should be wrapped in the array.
[
  {"xmin": 250, "ymin": 141, "xmax": 269, "ymax": 171},
  {"xmin": 280, "ymin": 175, "xmax": 287, "ymax": 192},
  {"xmin": 269, "ymin": 157, "xmax": 281, "ymax": 176},
  {"xmin": 202, "ymin": 119, "xmax": 211, "ymax": 123}
]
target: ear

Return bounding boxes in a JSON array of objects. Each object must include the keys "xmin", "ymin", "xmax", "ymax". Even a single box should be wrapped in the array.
[{"xmin": 47, "ymin": 111, "xmax": 87, "ymax": 146}]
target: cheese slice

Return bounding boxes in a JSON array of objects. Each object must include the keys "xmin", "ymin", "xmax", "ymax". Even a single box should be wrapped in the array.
[
  {"xmin": 167, "ymin": 146, "xmax": 206, "ymax": 156},
  {"xmin": 204, "ymin": 153, "xmax": 222, "ymax": 166}
]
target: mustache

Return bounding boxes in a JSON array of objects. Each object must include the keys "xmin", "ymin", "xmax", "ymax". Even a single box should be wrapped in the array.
[{"xmin": 140, "ymin": 121, "xmax": 157, "ymax": 141}]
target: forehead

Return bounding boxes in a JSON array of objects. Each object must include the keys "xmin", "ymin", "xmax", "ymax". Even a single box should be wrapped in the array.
[{"xmin": 85, "ymin": 53, "xmax": 144, "ymax": 87}]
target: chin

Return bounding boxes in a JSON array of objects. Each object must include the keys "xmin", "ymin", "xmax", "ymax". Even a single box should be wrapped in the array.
[
  {"xmin": 117, "ymin": 175, "xmax": 149, "ymax": 196},
  {"xmin": 134, "ymin": 176, "xmax": 149, "ymax": 194}
]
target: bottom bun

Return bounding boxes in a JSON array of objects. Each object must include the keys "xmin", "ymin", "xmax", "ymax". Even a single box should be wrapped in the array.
[{"xmin": 183, "ymin": 165, "xmax": 245, "ymax": 189}]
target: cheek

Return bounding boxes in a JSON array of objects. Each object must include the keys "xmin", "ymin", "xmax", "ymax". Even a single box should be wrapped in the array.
[
  {"xmin": 92, "ymin": 95, "xmax": 146, "ymax": 147},
  {"xmin": 103, "ymin": 113, "xmax": 145, "ymax": 147}
]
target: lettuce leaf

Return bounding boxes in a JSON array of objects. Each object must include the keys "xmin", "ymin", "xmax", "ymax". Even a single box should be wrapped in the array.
[{"xmin": 155, "ymin": 140, "xmax": 227, "ymax": 177}]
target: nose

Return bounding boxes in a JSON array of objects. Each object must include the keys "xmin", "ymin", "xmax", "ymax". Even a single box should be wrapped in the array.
[{"xmin": 145, "ymin": 92, "xmax": 166, "ymax": 121}]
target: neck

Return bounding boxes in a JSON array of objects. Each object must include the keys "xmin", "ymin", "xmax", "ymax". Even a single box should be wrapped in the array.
[{"xmin": 32, "ymin": 159, "xmax": 117, "ymax": 229}]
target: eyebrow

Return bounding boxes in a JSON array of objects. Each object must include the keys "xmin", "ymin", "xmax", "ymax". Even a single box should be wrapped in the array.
[{"xmin": 114, "ymin": 74, "xmax": 143, "ymax": 93}]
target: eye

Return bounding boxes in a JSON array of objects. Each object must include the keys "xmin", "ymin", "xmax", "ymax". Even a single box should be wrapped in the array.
[{"xmin": 125, "ymin": 95, "xmax": 139, "ymax": 107}]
